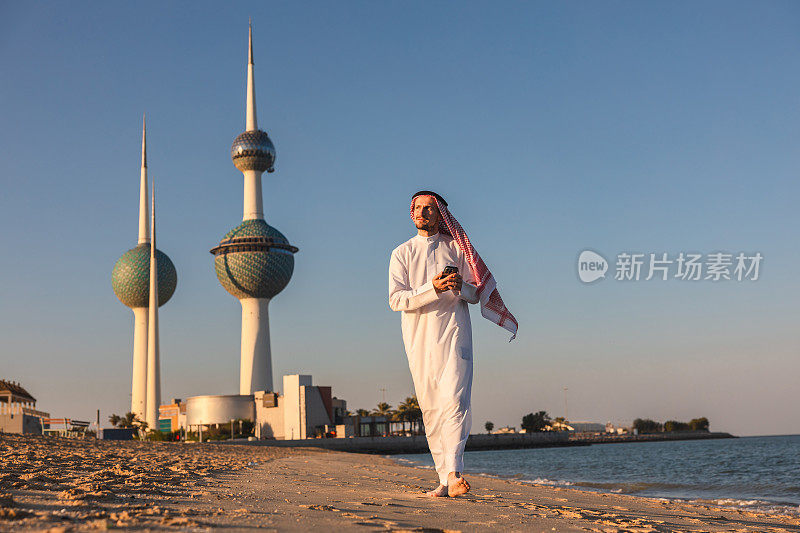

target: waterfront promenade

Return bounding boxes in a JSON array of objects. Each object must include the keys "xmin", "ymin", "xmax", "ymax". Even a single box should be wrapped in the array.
[{"xmin": 218, "ymin": 430, "xmax": 734, "ymax": 454}]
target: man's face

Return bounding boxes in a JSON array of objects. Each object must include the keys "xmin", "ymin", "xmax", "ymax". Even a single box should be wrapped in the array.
[{"xmin": 413, "ymin": 195, "xmax": 440, "ymax": 232}]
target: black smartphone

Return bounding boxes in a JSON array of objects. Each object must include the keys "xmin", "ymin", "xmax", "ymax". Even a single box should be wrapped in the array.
[{"xmin": 443, "ymin": 266, "xmax": 459, "ymax": 276}]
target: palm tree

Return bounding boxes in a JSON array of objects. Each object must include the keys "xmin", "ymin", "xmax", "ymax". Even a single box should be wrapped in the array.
[
  {"xmin": 356, "ymin": 408, "xmax": 370, "ymax": 417},
  {"xmin": 122, "ymin": 412, "xmax": 138, "ymax": 428},
  {"xmin": 521, "ymin": 411, "xmax": 551, "ymax": 432},
  {"xmin": 372, "ymin": 402, "xmax": 393, "ymax": 417},
  {"xmin": 396, "ymin": 396, "xmax": 422, "ymax": 435},
  {"xmin": 107, "ymin": 412, "xmax": 147, "ymax": 438},
  {"xmin": 371, "ymin": 402, "xmax": 395, "ymax": 435},
  {"xmin": 108, "ymin": 412, "xmax": 147, "ymax": 430},
  {"xmin": 394, "ymin": 401, "xmax": 408, "ymax": 434}
]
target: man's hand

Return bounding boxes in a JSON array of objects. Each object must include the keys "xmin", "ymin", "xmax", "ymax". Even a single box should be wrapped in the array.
[
  {"xmin": 433, "ymin": 271, "xmax": 462, "ymax": 293},
  {"xmin": 432, "ymin": 272, "xmax": 450, "ymax": 293}
]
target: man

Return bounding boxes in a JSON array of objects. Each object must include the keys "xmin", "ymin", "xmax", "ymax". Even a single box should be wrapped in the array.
[{"xmin": 388, "ymin": 191, "xmax": 518, "ymax": 497}]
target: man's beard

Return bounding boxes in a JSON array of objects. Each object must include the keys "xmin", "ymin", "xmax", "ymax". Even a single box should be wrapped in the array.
[{"xmin": 415, "ymin": 220, "xmax": 438, "ymax": 232}]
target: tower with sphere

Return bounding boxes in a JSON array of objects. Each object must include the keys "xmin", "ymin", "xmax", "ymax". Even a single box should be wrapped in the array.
[
  {"xmin": 112, "ymin": 118, "xmax": 177, "ymax": 423},
  {"xmin": 211, "ymin": 23, "xmax": 298, "ymax": 395}
]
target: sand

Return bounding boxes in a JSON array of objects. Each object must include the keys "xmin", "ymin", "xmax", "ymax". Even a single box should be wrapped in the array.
[{"xmin": 1, "ymin": 434, "xmax": 798, "ymax": 532}]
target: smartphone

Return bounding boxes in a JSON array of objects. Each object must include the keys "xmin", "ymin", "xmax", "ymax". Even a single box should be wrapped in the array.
[{"xmin": 443, "ymin": 266, "xmax": 459, "ymax": 276}]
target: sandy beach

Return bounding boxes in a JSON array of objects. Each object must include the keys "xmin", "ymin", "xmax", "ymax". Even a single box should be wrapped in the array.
[{"xmin": 1, "ymin": 434, "xmax": 798, "ymax": 532}]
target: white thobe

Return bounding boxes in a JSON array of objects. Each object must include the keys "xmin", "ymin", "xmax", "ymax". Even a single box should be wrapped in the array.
[{"xmin": 388, "ymin": 232, "xmax": 480, "ymax": 485}]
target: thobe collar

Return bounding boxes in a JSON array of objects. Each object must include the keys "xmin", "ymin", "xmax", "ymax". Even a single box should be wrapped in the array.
[{"xmin": 414, "ymin": 232, "xmax": 441, "ymax": 244}]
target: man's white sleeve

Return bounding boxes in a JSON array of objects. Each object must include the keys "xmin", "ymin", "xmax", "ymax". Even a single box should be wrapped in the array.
[{"xmin": 388, "ymin": 250, "xmax": 440, "ymax": 312}]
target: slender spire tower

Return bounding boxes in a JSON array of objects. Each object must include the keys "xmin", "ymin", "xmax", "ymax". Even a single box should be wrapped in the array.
[
  {"xmin": 212, "ymin": 22, "xmax": 298, "ymax": 395},
  {"xmin": 131, "ymin": 117, "xmax": 150, "ymax": 418},
  {"xmin": 139, "ymin": 117, "xmax": 150, "ymax": 245},
  {"xmin": 242, "ymin": 20, "xmax": 265, "ymax": 220},
  {"xmin": 112, "ymin": 118, "xmax": 177, "ymax": 422},
  {"xmin": 145, "ymin": 180, "xmax": 161, "ymax": 429}
]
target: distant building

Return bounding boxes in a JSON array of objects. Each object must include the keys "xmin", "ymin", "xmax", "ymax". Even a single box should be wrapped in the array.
[
  {"xmin": 0, "ymin": 380, "xmax": 49, "ymax": 434},
  {"xmin": 42, "ymin": 418, "xmax": 91, "ymax": 438},
  {"xmin": 348, "ymin": 415, "xmax": 389, "ymax": 437},
  {"xmin": 546, "ymin": 420, "xmax": 572, "ymax": 432},
  {"xmin": 569, "ymin": 421, "xmax": 606, "ymax": 433},
  {"xmin": 544, "ymin": 421, "xmax": 606, "ymax": 433},
  {"xmin": 158, "ymin": 399, "xmax": 186, "ymax": 433},
  {"xmin": 255, "ymin": 375, "xmax": 344, "ymax": 440},
  {"xmin": 180, "ymin": 374, "xmax": 423, "ymax": 441},
  {"xmin": 605, "ymin": 422, "xmax": 630, "ymax": 435},
  {"xmin": 491, "ymin": 426, "xmax": 517, "ymax": 434},
  {"xmin": 182, "ymin": 374, "xmax": 347, "ymax": 441}
]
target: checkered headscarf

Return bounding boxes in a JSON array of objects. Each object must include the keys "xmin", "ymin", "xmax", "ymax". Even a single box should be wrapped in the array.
[{"xmin": 412, "ymin": 192, "xmax": 518, "ymax": 341}]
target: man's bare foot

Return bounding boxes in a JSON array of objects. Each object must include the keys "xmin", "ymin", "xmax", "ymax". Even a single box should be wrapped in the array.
[
  {"xmin": 447, "ymin": 471, "xmax": 470, "ymax": 497},
  {"xmin": 424, "ymin": 484, "xmax": 448, "ymax": 497}
]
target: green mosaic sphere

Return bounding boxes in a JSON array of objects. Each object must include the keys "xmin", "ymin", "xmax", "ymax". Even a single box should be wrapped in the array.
[
  {"xmin": 212, "ymin": 219, "xmax": 296, "ymax": 300},
  {"xmin": 112, "ymin": 244, "xmax": 178, "ymax": 308}
]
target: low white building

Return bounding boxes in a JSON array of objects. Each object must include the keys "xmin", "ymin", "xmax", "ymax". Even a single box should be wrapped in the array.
[
  {"xmin": 545, "ymin": 420, "xmax": 606, "ymax": 433},
  {"xmin": 182, "ymin": 374, "xmax": 347, "ymax": 440},
  {"xmin": 605, "ymin": 422, "xmax": 630, "ymax": 434},
  {"xmin": 255, "ymin": 375, "xmax": 345, "ymax": 440}
]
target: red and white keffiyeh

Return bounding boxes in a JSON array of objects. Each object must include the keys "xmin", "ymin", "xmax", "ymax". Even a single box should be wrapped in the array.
[{"xmin": 411, "ymin": 195, "xmax": 518, "ymax": 341}]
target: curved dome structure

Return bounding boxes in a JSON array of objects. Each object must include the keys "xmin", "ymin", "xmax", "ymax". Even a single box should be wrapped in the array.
[
  {"xmin": 231, "ymin": 130, "xmax": 275, "ymax": 173},
  {"xmin": 112, "ymin": 244, "xmax": 178, "ymax": 308},
  {"xmin": 211, "ymin": 219, "xmax": 297, "ymax": 299}
]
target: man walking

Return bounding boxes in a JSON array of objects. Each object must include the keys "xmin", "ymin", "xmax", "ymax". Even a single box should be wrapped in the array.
[{"xmin": 388, "ymin": 191, "xmax": 517, "ymax": 497}]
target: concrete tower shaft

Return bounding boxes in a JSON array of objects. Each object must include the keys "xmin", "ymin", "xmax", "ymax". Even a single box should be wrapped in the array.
[
  {"xmin": 145, "ymin": 179, "xmax": 161, "ymax": 430},
  {"xmin": 133, "ymin": 116, "xmax": 149, "ymax": 419}
]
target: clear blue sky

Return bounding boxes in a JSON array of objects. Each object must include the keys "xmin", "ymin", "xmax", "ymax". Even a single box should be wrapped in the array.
[{"xmin": 1, "ymin": 2, "xmax": 798, "ymax": 436}]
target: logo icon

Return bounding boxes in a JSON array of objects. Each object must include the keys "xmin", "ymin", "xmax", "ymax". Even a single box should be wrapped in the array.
[{"xmin": 578, "ymin": 250, "xmax": 608, "ymax": 283}]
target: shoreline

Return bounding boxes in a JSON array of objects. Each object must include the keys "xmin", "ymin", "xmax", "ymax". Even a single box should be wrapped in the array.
[
  {"xmin": 391, "ymin": 454, "xmax": 800, "ymax": 520},
  {"xmin": 567, "ymin": 430, "xmax": 735, "ymax": 445},
  {"xmin": 2, "ymin": 434, "xmax": 798, "ymax": 532}
]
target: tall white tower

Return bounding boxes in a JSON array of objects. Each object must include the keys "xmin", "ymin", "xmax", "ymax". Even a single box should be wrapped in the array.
[
  {"xmin": 112, "ymin": 118, "xmax": 177, "ymax": 422},
  {"xmin": 211, "ymin": 23, "xmax": 298, "ymax": 395},
  {"xmin": 133, "ymin": 121, "xmax": 150, "ymax": 418},
  {"xmin": 145, "ymin": 181, "xmax": 161, "ymax": 429}
]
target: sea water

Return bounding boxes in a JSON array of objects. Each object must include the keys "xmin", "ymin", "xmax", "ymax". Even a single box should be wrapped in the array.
[{"xmin": 394, "ymin": 434, "xmax": 800, "ymax": 515}]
